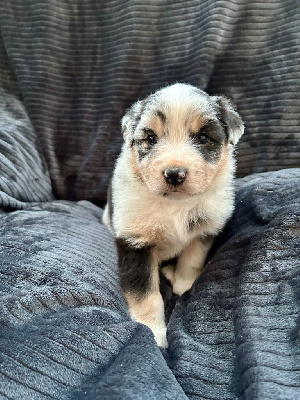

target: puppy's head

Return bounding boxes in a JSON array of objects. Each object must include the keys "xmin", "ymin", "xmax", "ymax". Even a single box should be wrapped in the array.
[{"xmin": 122, "ymin": 83, "xmax": 244, "ymax": 198}]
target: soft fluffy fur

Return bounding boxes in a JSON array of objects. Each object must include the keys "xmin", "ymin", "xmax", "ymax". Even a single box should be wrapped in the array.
[{"xmin": 103, "ymin": 83, "xmax": 244, "ymax": 347}]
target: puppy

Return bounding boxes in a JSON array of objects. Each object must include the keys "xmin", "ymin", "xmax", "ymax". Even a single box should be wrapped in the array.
[{"xmin": 103, "ymin": 83, "xmax": 244, "ymax": 347}]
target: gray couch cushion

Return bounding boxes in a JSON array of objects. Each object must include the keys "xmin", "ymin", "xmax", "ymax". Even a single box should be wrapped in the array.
[{"xmin": 0, "ymin": 169, "xmax": 299, "ymax": 399}]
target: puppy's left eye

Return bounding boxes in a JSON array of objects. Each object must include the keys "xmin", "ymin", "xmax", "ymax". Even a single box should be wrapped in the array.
[
  {"xmin": 192, "ymin": 131, "xmax": 211, "ymax": 146},
  {"xmin": 197, "ymin": 133, "xmax": 210, "ymax": 145}
]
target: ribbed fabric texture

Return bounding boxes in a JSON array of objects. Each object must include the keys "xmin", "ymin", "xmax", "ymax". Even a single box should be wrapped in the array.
[
  {"xmin": 0, "ymin": 201, "xmax": 187, "ymax": 399},
  {"xmin": 0, "ymin": 34, "xmax": 53, "ymax": 207},
  {"xmin": 0, "ymin": 170, "xmax": 299, "ymax": 399},
  {"xmin": 0, "ymin": 0, "xmax": 299, "ymax": 205},
  {"xmin": 0, "ymin": 91, "xmax": 53, "ymax": 208}
]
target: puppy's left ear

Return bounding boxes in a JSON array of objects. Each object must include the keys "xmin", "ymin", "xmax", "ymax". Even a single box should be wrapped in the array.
[{"xmin": 213, "ymin": 96, "xmax": 244, "ymax": 145}]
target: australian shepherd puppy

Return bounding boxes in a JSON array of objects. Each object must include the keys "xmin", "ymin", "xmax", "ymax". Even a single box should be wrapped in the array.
[{"xmin": 103, "ymin": 83, "xmax": 244, "ymax": 347}]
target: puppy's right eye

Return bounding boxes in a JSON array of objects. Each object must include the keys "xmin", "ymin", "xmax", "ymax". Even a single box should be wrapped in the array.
[{"xmin": 143, "ymin": 129, "xmax": 157, "ymax": 146}]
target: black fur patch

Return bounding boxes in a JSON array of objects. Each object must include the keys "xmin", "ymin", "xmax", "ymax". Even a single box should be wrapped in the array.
[
  {"xmin": 156, "ymin": 110, "xmax": 166, "ymax": 124},
  {"xmin": 116, "ymin": 238, "xmax": 154, "ymax": 298},
  {"xmin": 137, "ymin": 151, "xmax": 149, "ymax": 161},
  {"xmin": 191, "ymin": 121, "xmax": 225, "ymax": 163}
]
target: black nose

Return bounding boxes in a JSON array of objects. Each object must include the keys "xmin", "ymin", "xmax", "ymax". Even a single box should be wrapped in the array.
[{"xmin": 163, "ymin": 167, "xmax": 187, "ymax": 185}]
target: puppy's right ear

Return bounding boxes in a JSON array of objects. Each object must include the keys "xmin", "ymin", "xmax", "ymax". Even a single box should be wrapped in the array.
[
  {"xmin": 121, "ymin": 100, "xmax": 145, "ymax": 144},
  {"xmin": 213, "ymin": 96, "xmax": 244, "ymax": 146}
]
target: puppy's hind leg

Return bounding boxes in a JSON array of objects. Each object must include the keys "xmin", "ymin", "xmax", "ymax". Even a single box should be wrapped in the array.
[{"xmin": 116, "ymin": 238, "xmax": 167, "ymax": 348}]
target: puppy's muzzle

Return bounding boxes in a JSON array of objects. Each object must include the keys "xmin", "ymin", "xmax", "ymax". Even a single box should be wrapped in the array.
[{"xmin": 163, "ymin": 167, "xmax": 187, "ymax": 186}]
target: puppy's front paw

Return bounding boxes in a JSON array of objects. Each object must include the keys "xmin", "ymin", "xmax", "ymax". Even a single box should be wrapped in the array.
[
  {"xmin": 162, "ymin": 265, "xmax": 195, "ymax": 296},
  {"xmin": 172, "ymin": 276, "xmax": 195, "ymax": 296},
  {"xmin": 161, "ymin": 264, "xmax": 176, "ymax": 286}
]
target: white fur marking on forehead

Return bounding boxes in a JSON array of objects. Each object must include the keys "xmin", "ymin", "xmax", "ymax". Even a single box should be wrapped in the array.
[
  {"xmin": 156, "ymin": 83, "xmax": 207, "ymax": 101},
  {"xmin": 152, "ymin": 83, "xmax": 214, "ymax": 119}
]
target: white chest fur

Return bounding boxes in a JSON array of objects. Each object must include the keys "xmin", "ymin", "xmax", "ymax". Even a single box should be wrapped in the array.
[{"xmin": 108, "ymin": 152, "xmax": 234, "ymax": 263}]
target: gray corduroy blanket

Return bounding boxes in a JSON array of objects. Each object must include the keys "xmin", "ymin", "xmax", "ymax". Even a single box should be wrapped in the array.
[{"xmin": 0, "ymin": 1, "xmax": 299, "ymax": 399}]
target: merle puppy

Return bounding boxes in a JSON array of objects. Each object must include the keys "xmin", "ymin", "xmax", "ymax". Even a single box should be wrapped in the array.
[{"xmin": 103, "ymin": 83, "xmax": 244, "ymax": 347}]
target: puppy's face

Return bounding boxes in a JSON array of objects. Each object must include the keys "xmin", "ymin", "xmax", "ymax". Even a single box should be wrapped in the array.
[{"xmin": 122, "ymin": 84, "xmax": 244, "ymax": 198}]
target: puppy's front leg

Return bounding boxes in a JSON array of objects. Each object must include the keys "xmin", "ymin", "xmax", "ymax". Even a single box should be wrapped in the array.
[
  {"xmin": 163, "ymin": 236, "xmax": 213, "ymax": 296},
  {"xmin": 116, "ymin": 238, "xmax": 167, "ymax": 348}
]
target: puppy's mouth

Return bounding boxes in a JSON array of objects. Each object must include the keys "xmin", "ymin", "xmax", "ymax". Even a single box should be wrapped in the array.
[{"xmin": 162, "ymin": 186, "xmax": 190, "ymax": 199}]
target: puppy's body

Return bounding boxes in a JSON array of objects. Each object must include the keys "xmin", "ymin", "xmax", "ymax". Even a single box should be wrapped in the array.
[{"xmin": 103, "ymin": 84, "xmax": 244, "ymax": 347}]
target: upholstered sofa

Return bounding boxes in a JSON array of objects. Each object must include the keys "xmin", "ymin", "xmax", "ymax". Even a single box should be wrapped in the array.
[{"xmin": 0, "ymin": 1, "xmax": 299, "ymax": 399}]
